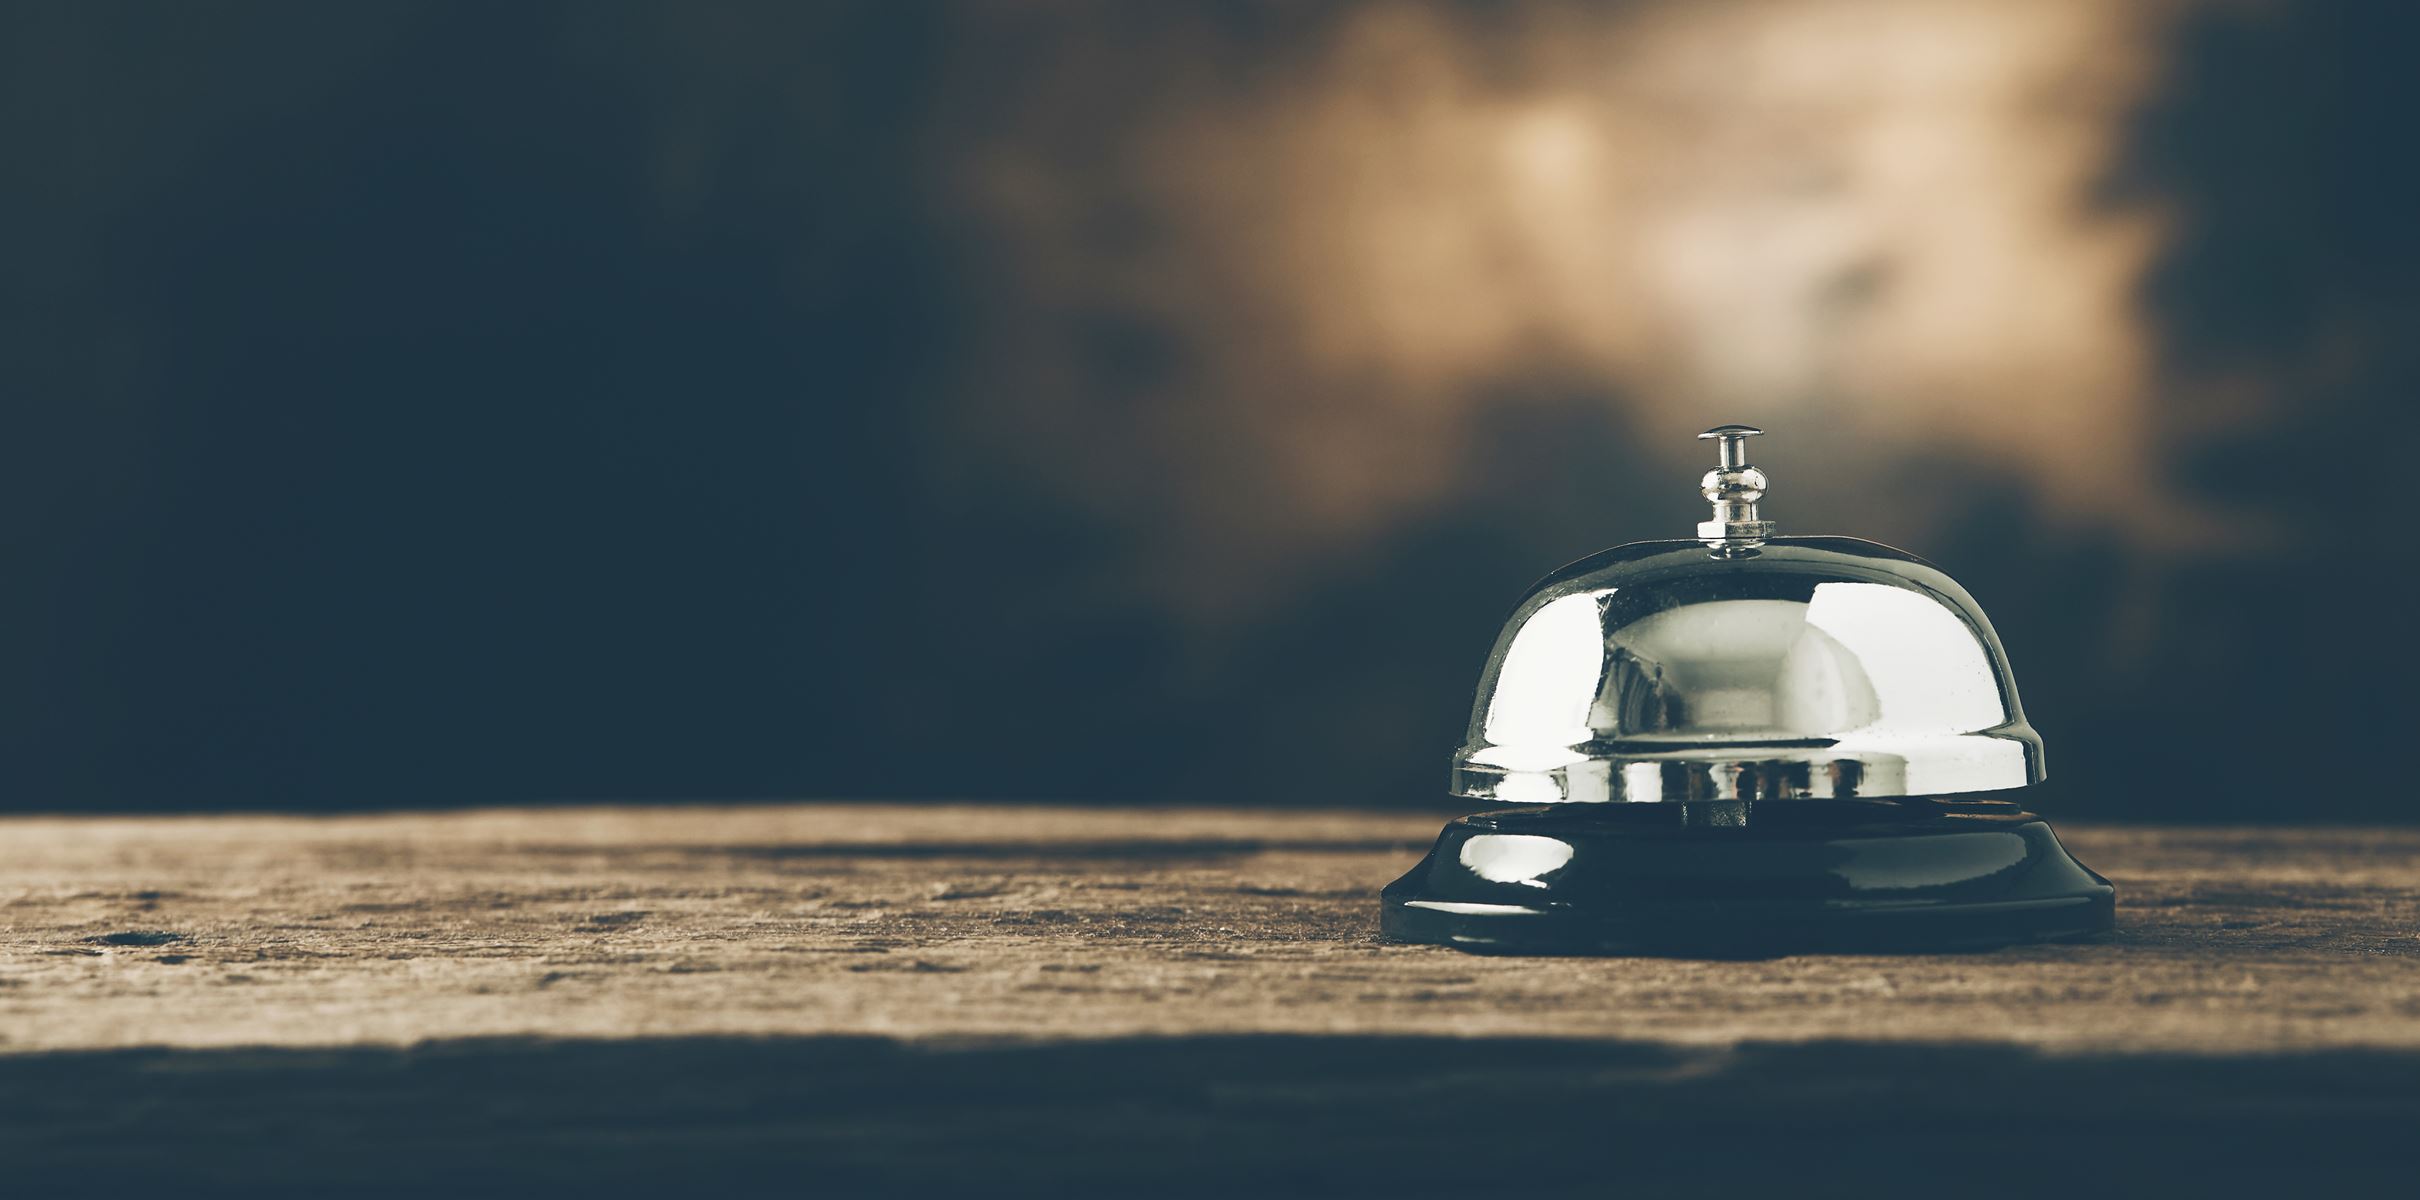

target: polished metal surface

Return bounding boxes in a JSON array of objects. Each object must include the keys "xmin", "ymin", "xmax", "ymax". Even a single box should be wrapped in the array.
[
  {"xmin": 1451, "ymin": 426, "xmax": 2044, "ymax": 803},
  {"xmin": 1694, "ymin": 424, "xmax": 1775, "ymax": 550},
  {"xmin": 1381, "ymin": 809, "xmax": 2112, "ymax": 952}
]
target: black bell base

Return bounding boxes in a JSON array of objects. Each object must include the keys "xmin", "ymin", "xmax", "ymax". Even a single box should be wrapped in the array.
[{"xmin": 1381, "ymin": 802, "xmax": 2114, "ymax": 957}]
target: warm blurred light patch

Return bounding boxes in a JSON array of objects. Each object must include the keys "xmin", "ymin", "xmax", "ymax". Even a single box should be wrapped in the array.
[{"xmin": 941, "ymin": 0, "xmax": 2182, "ymax": 616}]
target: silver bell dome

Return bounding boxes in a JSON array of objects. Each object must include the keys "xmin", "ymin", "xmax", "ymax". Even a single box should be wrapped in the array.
[{"xmin": 1451, "ymin": 425, "xmax": 2044, "ymax": 805}]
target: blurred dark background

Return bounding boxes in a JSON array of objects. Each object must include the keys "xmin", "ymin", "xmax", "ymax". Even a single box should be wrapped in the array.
[{"xmin": 4, "ymin": 0, "xmax": 2414, "ymax": 818}]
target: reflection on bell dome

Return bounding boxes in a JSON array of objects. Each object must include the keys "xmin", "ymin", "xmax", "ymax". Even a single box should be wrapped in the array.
[
  {"xmin": 1599, "ymin": 598, "xmax": 1882, "ymax": 736},
  {"xmin": 1453, "ymin": 539, "xmax": 2043, "ymax": 804}
]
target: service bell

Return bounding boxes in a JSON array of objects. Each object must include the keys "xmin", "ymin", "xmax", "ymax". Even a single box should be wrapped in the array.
[{"xmin": 1381, "ymin": 424, "xmax": 2114, "ymax": 953}]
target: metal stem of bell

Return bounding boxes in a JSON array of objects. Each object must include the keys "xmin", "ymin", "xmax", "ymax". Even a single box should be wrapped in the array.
[{"xmin": 1695, "ymin": 423, "xmax": 1777, "ymax": 550}]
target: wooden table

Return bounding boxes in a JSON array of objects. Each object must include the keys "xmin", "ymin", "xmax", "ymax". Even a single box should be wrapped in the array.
[{"xmin": 6, "ymin": 805, "xmax": 2418, "ymax": 1195}]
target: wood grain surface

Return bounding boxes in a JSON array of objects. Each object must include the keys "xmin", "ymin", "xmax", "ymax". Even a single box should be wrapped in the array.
[{"xmin": 5, "ymin": 805, "xmax": 2418, "ymax": 1195}]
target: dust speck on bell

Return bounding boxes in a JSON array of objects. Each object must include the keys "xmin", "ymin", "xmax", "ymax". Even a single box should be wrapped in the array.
[{"xmin": 1380, "ymin": 424, "xmax": 2115, "ymax": 955}]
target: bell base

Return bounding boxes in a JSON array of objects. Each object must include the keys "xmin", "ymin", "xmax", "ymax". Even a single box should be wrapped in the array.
[{"xmin": 1380, "ymin": 804, "xmax": 2114, "ymax": 956}]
